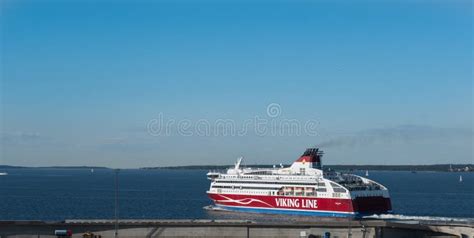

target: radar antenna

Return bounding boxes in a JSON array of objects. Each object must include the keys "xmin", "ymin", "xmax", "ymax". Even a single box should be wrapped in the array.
[{"xmin": 234, "ymin": 157, "xmax": 243, "ymax": 170}]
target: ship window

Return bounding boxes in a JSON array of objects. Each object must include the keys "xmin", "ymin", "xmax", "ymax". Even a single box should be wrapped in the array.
[
  {"xmin": 330, "ymin": 182, "xmax": 342, "ymax": 188},
  {"xmin": 300, "ymin": 168, "xmax": 306, "ymax": 175},
  {"xmin": 333, "ymin": 193, "xmax": 342, "ymax": 197},
  {"xmin": 329, "ymin": 182, "xmax": 346, "ymax": 193}
]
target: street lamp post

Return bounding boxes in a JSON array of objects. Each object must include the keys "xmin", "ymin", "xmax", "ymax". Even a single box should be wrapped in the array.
[{"xmin": 114, "ymin": 169, "xmax": 120, "ymax": 238}]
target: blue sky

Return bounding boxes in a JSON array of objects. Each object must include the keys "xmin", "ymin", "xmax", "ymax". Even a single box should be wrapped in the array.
[{"xmin": 1, "ymin": 0, "xmax": 472, "ymax": 167}]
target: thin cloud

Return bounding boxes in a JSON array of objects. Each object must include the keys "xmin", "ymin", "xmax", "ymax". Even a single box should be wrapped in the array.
[
  {"xmin": 0, "ymin": 131, "xmax": 49, "ymax": 145},
  {"xmin": 319, "ymin": 125, "xmax": 473, "ymax": 148}
]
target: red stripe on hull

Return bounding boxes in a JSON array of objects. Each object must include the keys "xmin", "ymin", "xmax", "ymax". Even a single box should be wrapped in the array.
[
  {"xmin": 208, "ymin": 193, "xmax": 354, "ymax": 213},
  {"xmin": 208, "ymin": 193, "xmax": 392, "ymax": 214}
]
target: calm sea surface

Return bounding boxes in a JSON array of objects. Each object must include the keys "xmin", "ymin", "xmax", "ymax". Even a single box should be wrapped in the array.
[{"xmin": 0, "ymin": 169, "xmax": 472, "ymax": 221}]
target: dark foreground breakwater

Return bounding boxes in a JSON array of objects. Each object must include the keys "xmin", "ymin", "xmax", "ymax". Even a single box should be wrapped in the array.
[{"xmin": 1, "ymin": 219, "xmax": 473, "ymax": 238}]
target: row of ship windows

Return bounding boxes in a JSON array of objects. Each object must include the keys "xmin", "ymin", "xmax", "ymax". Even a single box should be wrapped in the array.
[
  {"xmin": 215, "ymin": 181, "xmax": 326, "ymax": 186},
  {"xmin": 245, "ymin": 171, "xmax": 273, "ymax": 175},
  {"xmin": 221, "ymin": 176, "xmax": 321, "ymax": 181},
  {"xmin": 219, "ymin": 190, "xmax": 268, "ymax": 195},
  {"xmin": 212, "ymin": 185, "xmax": 328, "ymax": 192},
  {"xmin": 216, "ymin": 189, "xmax": 341, "ymax": 197},
  {"xmin": 333, "ymin": 188, "xmax": 347, "ymax": 193}
]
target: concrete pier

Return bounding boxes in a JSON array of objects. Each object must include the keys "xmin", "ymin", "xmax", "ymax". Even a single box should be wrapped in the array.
[{"xmin": 0, "ymin": 219, "xmax": 472, "ymax": 238}]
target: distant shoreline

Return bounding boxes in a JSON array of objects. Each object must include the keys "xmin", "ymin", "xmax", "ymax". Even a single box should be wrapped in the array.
[
  {"xmin": 2, "ymin": 164, "xmax": 471, "ymax": 172},
  {"xmin": 142, "ymin": 164, "xmax": 474, "ymax": 172},
  {"xmin": 0, "ymin": 165, "xmax": 108, "ymax": 170}
]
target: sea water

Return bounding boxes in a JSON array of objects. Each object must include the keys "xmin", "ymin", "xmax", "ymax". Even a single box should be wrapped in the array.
[{"xmin": 0, "ymin": 169, "xmax": 472, "ymax": 221}]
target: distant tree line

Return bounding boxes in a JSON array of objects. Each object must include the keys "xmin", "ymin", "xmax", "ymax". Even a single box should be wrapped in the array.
[
  {"xmin": 2, "ymin": 164, "xmax": 472, "ymax": 172},
  {"xmin": 141, "ymin": 164, "xmax": 473, "ymax": 172}
]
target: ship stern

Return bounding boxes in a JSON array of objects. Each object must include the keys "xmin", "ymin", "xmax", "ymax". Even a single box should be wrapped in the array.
[{"xmin": 352, "ymin": 196, "xmax": 392, "ymax": 215}]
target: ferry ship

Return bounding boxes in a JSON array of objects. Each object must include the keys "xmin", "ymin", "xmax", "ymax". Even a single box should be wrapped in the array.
[{"xmin": 206, "ymin": 148, "xmax": 392, "ymax": 217}]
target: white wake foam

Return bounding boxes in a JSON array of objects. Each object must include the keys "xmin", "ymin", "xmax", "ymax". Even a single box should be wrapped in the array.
[
  {"xmin": 203, "ymin": 205, "xmax": 229, "ymax": 212},
  {"xmin": 364, "ymin": 214, "xmax": 473, "ymax": 223}
]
